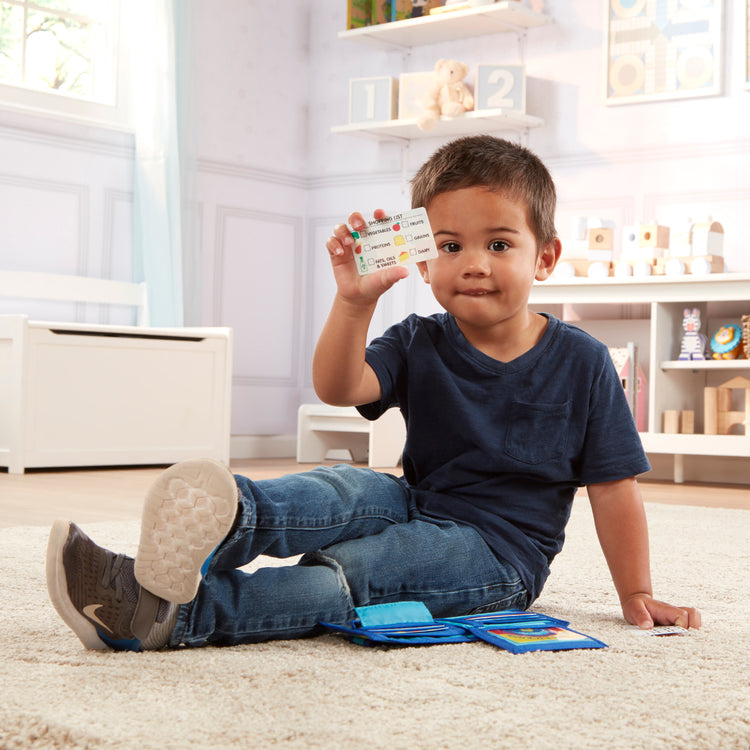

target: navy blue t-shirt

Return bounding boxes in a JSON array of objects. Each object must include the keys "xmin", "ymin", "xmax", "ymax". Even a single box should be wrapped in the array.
[{"xmin": 357, "ymin": 313, "xmax": 651, "ymax": 602}]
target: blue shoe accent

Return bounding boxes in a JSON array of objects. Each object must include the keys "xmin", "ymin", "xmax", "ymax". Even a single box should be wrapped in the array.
[
  {"xmin": 97, "ymin": 629, "xmax": 142, "ymax": 652},
  {"xmin": 199, "ymin": 542, "xmax": 222, "ymax": 578}
]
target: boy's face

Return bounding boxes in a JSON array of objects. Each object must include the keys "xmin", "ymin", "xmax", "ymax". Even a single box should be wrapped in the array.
[{"xmin": 417, "ymin": 186, "xmax": 559, "ymax": 344}]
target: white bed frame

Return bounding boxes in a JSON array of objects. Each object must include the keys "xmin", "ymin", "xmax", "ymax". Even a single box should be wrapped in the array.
[{"xmin": 0, "ymin": 270, "xmax": 232, "ymax": 474}]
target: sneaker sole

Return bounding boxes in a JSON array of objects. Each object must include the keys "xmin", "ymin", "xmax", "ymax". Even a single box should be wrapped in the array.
[
  {"xmin": 46, "ymin": 520, "xmax": 108, "ymax": 650},
  {"xmin": 134, "ymin": 459, "xmax": 238, "ymax": 604}
]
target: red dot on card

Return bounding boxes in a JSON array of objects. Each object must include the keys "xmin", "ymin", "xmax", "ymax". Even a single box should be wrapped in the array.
[{"xmin": 392, "ymin": 223, "xmax": 400, "ymax": 231}]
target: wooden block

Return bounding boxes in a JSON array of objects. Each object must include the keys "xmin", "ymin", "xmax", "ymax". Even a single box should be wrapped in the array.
[
  {"xmin": 680, "ymin": 410, "xmax": 694, "ymax": 434},
  {"xmin": 704, "ymin": 387, "xmax": 718, "ymax": 435},
  {"xmin": 717, "ymin": 387, "xmax": 732, "ymax": 412},
  {"xmin": 663, "ymin": 410, "xmax": 680, "ymax": 434},
  {"xmin": 718, "ymin": 410, "xmax": 747, "ymax": 435},
  {"xmin": 588, "ymin": 227, "xmax": 613, "ymax": 251},
  {"xmin": 640, "ymin": 224, "xmax": 670, "ymax": 248}
]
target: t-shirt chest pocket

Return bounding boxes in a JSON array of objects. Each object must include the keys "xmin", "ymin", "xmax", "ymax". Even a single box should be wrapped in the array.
[{"xmin": 504, "ymin": 401, "xmax": 571, "ymax": 465}]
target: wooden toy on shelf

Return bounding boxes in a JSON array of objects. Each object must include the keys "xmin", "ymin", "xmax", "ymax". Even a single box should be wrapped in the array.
[
  {"xmin": 586, "ymin": 220, "xmax": 614, "ymax": 279},
  {"xmin": 555, "ymin": 217, "xmax": 614, "ymax": 278},
  {"xmin": 663, "ymin": 410, "xmax": 679, "ymax": 434},
  {"xmin": 663, "ymin": 410, "xmax": 694, "ymax": 434},
  {"xmin": 691, "ymin": 220, "xmax": 724, "ymax": 255},
  {"xmin": 657, "ymin": 219, "xmax": 724, "ymax": 276},
  {"xmin": 557, "ymin": 216, "xmax": 726, "ymax": 279},
  {"xmin": 677, "ymin": 308, "xmax": 709, "ymax": 361},
  {"xmin": 615, "ymin": 221, "xmax": 669, "ymax": 277},
  {"xmin": 710, "ymin": 324, "xmax": 744, "ymax": 360},
  {"xmin": 638, "ymin": 222, "xmax": 669, "ymax": 256},
  {"xmin": 742, "ymin": 314, "xmax": 750, "ymax": 355},
  {"xmin": 704, "ymin": 377, "xmax": 750, "ymax": 436},
  {"xmin": 680, "ymin": 410, "xmax": 695, "ymax": 434}
]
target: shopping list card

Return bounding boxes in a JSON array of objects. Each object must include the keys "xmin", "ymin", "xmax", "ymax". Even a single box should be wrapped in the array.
[{"xmin": 352, "ymin": 207, "xmax": 438, "ymax": 276}]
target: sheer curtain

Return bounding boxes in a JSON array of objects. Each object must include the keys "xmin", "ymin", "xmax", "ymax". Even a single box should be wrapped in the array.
[{"xmin": 130, "ymin": 0, "xmax": 197, "ymax": 327}]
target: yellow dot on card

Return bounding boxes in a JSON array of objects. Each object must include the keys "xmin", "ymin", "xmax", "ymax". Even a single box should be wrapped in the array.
[{"xmin": 394, "ymin": 235, "xmax": 406, "ymax": 246}]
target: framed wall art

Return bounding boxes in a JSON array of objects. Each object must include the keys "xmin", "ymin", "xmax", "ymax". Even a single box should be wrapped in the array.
[{"xmin": 605, "ymin": 0, "xmax": 723, "ymax": 104}]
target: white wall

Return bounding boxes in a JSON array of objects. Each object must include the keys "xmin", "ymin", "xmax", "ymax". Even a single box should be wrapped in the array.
[
  {"xmin": 1, "ymin": 0, "xmax": 748, "ymax": 480},
  {"xmin": 0, "ymin": 110, "xmax": 135, "ymax": 324}
]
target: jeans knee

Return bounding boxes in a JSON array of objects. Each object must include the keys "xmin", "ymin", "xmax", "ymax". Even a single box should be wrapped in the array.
[{"xmin": 300, "ymin": 551, "xmax": 356, "ymax": 615}]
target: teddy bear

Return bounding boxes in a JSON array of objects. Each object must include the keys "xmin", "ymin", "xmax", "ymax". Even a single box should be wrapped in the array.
[{"xmin": 417, "ymin": 59, "xmax": 474, "ymax": 132}]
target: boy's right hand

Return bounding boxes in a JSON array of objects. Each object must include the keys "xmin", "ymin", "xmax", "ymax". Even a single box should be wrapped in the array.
[{"xmin": 326, "ymin": 210, "xmax": 409, "ymax": 305}]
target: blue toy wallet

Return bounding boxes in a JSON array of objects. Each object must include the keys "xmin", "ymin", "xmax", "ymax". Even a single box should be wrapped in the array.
[{"xmin": 320, "ymin": 601, "xmax": 607, "ymax": 654}]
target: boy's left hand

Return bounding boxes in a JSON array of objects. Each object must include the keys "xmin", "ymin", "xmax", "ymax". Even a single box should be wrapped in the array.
[{"xmin": 623, "ymin": 593, "xmax": 702, "ymax": 630}]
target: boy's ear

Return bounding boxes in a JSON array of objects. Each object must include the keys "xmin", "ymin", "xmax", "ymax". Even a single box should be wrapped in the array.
[
  {"xmin": 535, "ymin": 238, "xmax": 562, "ymax": 281},
  {"xmin": 416, "ymin": 261, "xmax": 430, "ymax": 283}
]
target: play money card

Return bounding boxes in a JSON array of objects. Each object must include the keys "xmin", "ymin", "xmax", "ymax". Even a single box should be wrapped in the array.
[{"xmin": 352, "ymin": 208, "xmax": 438, "ymax": 276}]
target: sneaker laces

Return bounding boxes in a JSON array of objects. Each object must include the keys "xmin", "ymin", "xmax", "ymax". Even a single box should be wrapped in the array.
[{"xmin": 101, "ymin": 553, "xmax": 126, "ymax": 602}]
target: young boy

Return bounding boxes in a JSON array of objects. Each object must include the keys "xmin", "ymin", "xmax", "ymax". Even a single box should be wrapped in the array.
[{"xmin": 47, "ymin": 136, "xmax": 700, "ymax": 651}]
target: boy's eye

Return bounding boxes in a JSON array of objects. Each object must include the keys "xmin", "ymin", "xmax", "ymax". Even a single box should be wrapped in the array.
[
  {"xmin": 441, "ymin": 242, "xmax": 462, "ymax": 254},
  {"xmin": 489, "ymin": 240, "xmax": 510, "ymax": 252}
]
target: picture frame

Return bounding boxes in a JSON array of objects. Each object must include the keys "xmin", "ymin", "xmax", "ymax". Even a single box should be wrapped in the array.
[{"xmin": 605, "ymin": 0, "xmax": 723, "ymax": 104}]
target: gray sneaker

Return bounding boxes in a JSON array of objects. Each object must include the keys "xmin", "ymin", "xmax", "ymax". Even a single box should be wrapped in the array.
[
  {"xmin": 134, "ymin": 459, "xmax": 239, "ymax": 604},
  {"xmin": 46, "ymin": 521, "xmax": 175, "ymax": 651}
]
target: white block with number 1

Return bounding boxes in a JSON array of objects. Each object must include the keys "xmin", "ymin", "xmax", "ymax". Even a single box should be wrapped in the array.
[
  {"xmin": 349, "ymin": 77, "xmax": 398, "ymax": 124},
  {"xmin": 475, "ymin": 65, "xmax": 526, "ymax": 113}
]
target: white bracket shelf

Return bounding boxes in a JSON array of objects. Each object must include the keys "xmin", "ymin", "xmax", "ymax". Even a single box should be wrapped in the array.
[
  {"xmin": 338, "ymin": 1, "xmax": 551, "ymax": 49},
  {"xmin": 331, "ymin": 108, "xmax": 543, "ymax": 142},
  {"xmin": 661, "ymin": 359, "xmax": 749, "ymax": 371}
]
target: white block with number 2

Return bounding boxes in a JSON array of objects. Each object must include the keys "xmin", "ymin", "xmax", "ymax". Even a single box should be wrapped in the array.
[{"xmin": 475, "ymin": 65, "xmax": 526, "ymax": 114}]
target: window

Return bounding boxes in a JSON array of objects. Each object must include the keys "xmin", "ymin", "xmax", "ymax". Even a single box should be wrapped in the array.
[{"xmin": 0, "ymin": 0, "xmax": 130, "ymax": 128}]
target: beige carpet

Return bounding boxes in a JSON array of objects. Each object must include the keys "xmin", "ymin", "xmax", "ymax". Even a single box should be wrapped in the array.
[{"xmin": 1, "ymin": 500, "xmax": 748, "ymax": 750}]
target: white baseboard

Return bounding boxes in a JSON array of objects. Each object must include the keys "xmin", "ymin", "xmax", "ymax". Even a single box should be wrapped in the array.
[{"xmin": 230, "ymin": 434, "xmax": 296, "ymax": 460}]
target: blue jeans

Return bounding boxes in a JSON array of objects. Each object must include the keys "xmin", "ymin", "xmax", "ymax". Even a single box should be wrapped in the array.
[{"xmin": 170, "ymin": 464, "xmax": 528, "ymax": 647}]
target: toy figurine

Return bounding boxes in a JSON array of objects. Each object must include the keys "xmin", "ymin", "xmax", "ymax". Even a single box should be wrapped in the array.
[
  {"xmin": 710, "ymin": 324, "xmax": 744, "ymax": 360},
  {"xmin": 678, "ymin": 308, "xmax": 709, "ymax": 361}
]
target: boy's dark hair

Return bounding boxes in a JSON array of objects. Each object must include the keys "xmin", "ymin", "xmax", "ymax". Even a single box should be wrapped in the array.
[{"xmin": 411, "ymin": 135, "xmax": 558, "ymax": 249}]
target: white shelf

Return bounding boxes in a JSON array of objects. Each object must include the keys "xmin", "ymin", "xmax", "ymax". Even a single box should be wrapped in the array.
[
  {"xmin": 641, "ymin": 433, "xmax": 750, "ymax": 458},
  {"xmin": 331, "ymin": 108, "xmax": 543, "ymax": 141},
  {"xmin": 661, "ymin": 359, "xmax": 749, "ymax": 371},
  {"xmin": 338, "ymin": 1, "xmax": 551, "ymax": 48},
  {"xmin": 529, "ymin": 273, "xmax": 750, "ymax": 305}
]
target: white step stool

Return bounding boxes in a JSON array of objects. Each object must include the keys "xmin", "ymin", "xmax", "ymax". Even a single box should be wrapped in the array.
[{"xmin": 297, "ymin": 404, "xmax": 405, "ymax": 468}]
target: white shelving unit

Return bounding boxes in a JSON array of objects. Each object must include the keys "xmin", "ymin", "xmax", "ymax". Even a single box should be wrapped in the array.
[
  {"xmin": 528, "ymin": 274, "xmax": 750, "ymax": 483},
  {"xmin": 333, "ymin": 1, "xmax": 550, "ymax": 142}
]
